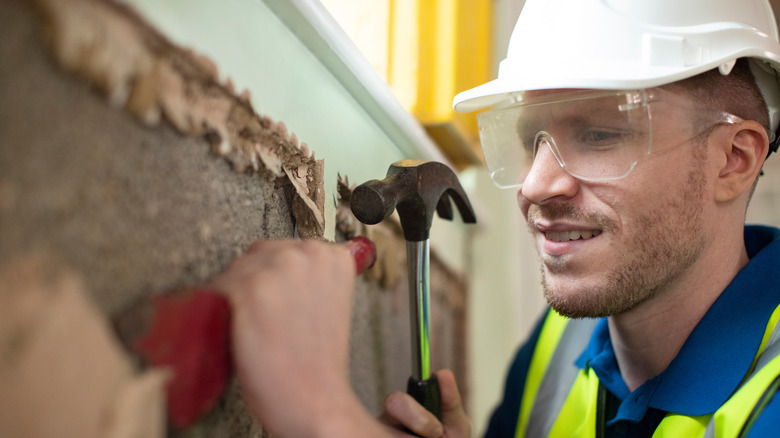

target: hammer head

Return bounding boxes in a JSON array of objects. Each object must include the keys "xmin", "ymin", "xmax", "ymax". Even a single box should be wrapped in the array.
[{"xmin": 350, "ymin": 160, "xmax": 477, "ymax": 241}]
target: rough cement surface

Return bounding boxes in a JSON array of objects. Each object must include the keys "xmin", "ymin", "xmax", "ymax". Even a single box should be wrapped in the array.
[
  {"xmin": 0, "ymin": 0, "xmax": 287, "ymax": 436},
  {"xmin": 0, "ymin": 0, "xmax": 295, "ymax": 315}
]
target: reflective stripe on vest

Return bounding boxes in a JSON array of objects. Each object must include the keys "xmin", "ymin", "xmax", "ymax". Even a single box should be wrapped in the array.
[{"xmin": 515, "ymin": 305, "xmax": 780, "ymax": 438}]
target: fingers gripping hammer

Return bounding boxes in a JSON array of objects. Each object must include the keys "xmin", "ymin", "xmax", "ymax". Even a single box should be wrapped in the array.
[{"xmin": 350, "ymin": 160, "xmax": 476, "ymax": 419}]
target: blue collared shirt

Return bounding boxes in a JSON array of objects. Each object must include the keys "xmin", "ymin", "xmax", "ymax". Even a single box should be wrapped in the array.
[{"xmin": 484, "ymin": 225, "xmax": 780, "ymax": 438}]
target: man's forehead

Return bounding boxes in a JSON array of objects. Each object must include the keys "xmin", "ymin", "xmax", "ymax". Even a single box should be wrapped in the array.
[
  {"xmin": 523, "ymin": 87, "xmax": 695, "ymax": 105},
  {"xmin": 523, "ymin": 88, "xmax": 585, "ymax": 99},
  {"xmin": 518, "ymin": 89, "xmax": 627, "ymax": 116},
  {"xmin": 519, "ymin": 89, "xmax": 634, "ymax": 107}
]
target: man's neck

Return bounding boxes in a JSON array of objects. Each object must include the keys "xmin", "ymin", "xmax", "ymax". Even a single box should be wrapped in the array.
[{"xmin": 607, "ymin": 244, "xmax": 750, "ymax": 392}]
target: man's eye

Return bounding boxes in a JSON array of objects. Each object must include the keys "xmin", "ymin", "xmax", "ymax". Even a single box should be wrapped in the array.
[
  {"xmin": 578, "ymin": 128, "xmax": 631, "ymax": 147},
  {"xmin": 517, "ymin": 130, "xmax": 540, "ymax": 155}
]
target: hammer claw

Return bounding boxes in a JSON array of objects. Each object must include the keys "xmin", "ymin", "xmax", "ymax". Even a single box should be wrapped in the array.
[
  {"xmin": 447, "ymin": 187, "xmax": 477, "ymax": 225},
  {"xmin": 350, "ymin": 160, "xmax": 476, "ymax": 241},
  {"xmin": 435, "ymin": 192, "xmax": 454, "ymax": 220}
]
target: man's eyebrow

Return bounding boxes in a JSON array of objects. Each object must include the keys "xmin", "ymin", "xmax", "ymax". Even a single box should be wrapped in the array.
[{"xmin": 515, "ymin": 113, "xmax": 590, "ymax": 132}]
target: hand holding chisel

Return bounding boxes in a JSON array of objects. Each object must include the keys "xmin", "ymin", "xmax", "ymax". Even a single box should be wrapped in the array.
[{"xmin": 131, "ymin": 237, "xmax": 376, "ymax": 430}]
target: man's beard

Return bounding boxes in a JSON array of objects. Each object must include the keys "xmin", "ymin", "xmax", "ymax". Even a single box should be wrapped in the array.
[{"xmin": 532, "ymin": 163, "xmax": 707, "ymax": 319}]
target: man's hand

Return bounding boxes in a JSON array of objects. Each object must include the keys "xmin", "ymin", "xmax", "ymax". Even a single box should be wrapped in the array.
[
  {"xmin": 379, "ymin": 369, "xmax": 471, "ymax": 438},
  {"xmin": 212, "ymin": 239, "xmax": 383, "ymax": 437}
]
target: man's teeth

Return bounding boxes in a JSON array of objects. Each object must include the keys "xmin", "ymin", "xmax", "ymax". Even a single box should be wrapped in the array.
[{"xmin": 546, "ymin": 230, "xmax": 602, "ymax": 242}]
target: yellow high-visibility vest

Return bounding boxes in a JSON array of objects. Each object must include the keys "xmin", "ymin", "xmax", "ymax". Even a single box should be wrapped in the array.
[{"xmin": 515, "ymin": 307, "xmax": 780, "ymax": 438}]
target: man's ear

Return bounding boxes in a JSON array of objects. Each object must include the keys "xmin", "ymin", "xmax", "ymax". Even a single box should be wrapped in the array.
[{"xmin": 715, "ymin": 121, "xmax": 770, "ymax": 202}]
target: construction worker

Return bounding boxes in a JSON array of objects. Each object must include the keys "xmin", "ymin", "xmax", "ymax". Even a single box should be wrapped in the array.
[{"xmin": 219, "ymin": 0, "xmax": 780, "ymax": 436}]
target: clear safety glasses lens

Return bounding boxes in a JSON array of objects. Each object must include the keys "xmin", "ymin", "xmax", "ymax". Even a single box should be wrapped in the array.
[{"xmin": 477, "ymin": 90, "xmax": 653, "ymax": 189}]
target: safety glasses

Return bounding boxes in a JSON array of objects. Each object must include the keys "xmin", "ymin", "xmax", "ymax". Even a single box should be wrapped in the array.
[{"xmin": 476, "ymin": 88, "xmax": 769, "ymax": 189}]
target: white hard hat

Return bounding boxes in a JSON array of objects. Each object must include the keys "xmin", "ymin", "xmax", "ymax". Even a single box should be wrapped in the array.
[{"xmin": 453, "ymin": 0, "xmax": 780, "ymax": 134}]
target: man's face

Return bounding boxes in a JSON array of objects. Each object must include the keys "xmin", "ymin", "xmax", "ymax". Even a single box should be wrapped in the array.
[{"xmin": 517, "ymin": 90, "xmax": 711, "ymax": 318}]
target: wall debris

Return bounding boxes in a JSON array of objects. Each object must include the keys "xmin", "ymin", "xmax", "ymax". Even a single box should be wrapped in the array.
[{"xmin": 34, "ymin": 0, "xmax": 325, "ymax": 238}]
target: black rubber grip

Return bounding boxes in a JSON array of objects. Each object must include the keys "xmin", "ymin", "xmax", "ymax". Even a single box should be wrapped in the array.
[{"xmin": 407, "ymin": 374, "xmax": 442, "ymax": 420}]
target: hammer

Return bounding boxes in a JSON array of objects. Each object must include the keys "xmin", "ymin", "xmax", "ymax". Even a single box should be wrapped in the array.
[{"xmin": 350, "ymin": 159, "xmax": 476, "ymax": 419}]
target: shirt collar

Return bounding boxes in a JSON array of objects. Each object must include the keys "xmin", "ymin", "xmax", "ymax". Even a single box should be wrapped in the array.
[{"xmin": 575, "ymin": 225, "xmax": 780, "ymax": 422}]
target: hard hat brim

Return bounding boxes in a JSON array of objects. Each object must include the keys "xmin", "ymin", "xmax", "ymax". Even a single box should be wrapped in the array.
[{"xmin": 453, "ymin": 54, "xmax": 780, "ymax": 114}]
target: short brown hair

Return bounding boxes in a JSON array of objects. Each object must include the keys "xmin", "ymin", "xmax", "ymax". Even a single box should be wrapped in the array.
[{"xmin": 667, "ymin": 58, "xmax": 770, "ymax": 132}]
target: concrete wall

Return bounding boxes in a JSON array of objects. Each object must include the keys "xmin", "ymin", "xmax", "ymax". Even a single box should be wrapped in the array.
[{"xmin": 0, "ymin": 0, "xmax": 473, "ymax": 436}]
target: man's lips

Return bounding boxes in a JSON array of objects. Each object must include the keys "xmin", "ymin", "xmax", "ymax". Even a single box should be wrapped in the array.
[
  {"xmin": 526, "ymin": 205, "xmax": 615, "ymax": 249},
  {"xmin": 537, "ymin": 225, "xmax": 604, "ymax": 257},
  {"xmin": 545, "ymin": 229, "xmax": 602, "ymax": 242}
]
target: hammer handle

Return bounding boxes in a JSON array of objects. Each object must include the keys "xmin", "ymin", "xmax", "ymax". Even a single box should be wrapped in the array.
[
  {"xmin": 407, "ymin": 240, "xmax": 432, "ymax": 381},
  {"xmin": 406, "ymin": 240, "xmax": 442, "ymax": 421}
]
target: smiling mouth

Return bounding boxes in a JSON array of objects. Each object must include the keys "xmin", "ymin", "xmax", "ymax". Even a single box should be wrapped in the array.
[{"xmin": 545, "ymin": 230, "xmax": 602, "ymax": 242}]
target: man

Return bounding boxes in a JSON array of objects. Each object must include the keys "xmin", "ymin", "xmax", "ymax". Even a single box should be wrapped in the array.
[{"xmin": 219, "ymin": 0, "xmax": 780, "ymax": 436}]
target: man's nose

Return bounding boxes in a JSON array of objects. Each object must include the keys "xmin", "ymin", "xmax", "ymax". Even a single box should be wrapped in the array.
[{"xmin": 519, "ymin": 140, "xmax": 579, "ymax": 204}]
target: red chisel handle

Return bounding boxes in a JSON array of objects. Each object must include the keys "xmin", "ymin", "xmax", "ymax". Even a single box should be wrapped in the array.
[{"xmin": 346, "ymin": 235, "xmax": 377, "ymax": 274}]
